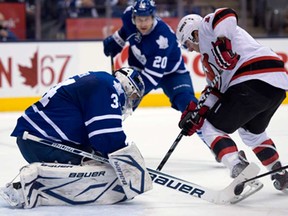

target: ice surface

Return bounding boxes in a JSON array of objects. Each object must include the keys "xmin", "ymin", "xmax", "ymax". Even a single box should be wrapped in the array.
[{"xmin": 0, "ymin": 106, "xmax": 287, "ymax": 216}]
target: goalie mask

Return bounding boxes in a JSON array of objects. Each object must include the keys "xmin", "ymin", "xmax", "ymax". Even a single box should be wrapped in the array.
[
  {"xmin": 176, "ymin": 14, "xmax": 203, "ymax": 49},
  {"xmin": 114, "ymin": 67, "xmax": 145, "ymax": 119}
]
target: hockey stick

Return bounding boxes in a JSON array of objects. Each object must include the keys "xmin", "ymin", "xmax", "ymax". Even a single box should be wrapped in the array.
[
  {"xmin": 22, "ymin": 131, "xmax": 262, "ymax": 205},
  {"xmin": 156, "ymin": 72, "xmax": 222, "ymax": 171},
  {"xmin": 110, "ymin": 55, "xmax": 115, "ymax": 75},
  {"xmin": 234, "ymin": 164, "xmax": 288, "ymax": 195}
]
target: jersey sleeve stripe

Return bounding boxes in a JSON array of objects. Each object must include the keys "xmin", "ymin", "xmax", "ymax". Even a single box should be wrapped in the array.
[
  {"xmin": 31, "ymin": 104, "xmax": 70, "ymax": 141},
  {"xmin": 112, "ymin": 31, "xmax": 126, "ymax": 47},
  {"xmin": 141, "ymin": 70, "xmax": 158, "ymax": 86},
  {"xmin": 88, "ymin": 127, "xmax": 123, "ymax": 138},
  {"xmin": 144, "ymin": 68, "xmax": 163, "ymax": 78},
  {"xmin": 38, "ymin": 110, "xmax": 69, "ymax": 140},
  {"xmin": 164, "ymin": 57, "xmax": 183, "ymax": 75},
  {"xmin": 85, "ymin": 114, "xmax": 122, "ymax": 126},
  {"xmin": 212, "ymin": 8, "xmax": 238, "ymax": 30},
  {"xmin": 23, "ymin": 112, "xmax": 78, "ymax": 144},
  {"xmin": 23, "ymin": 113, "xmax": 51, "ymax": 138}
]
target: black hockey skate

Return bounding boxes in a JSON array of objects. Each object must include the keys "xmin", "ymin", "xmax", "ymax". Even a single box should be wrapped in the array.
[{"xmin": 271, "ymin": 161, "xmax": 288, "ymax": 192}]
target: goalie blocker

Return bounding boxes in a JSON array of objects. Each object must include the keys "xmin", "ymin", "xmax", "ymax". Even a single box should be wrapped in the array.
[{"xmin": 0, "ymin": 144, "xmax": 152, "ymax": 208}]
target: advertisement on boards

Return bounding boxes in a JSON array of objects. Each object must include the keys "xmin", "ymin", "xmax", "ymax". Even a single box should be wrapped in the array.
[
  {"xmin": 0, "ymin": 41, "xmax": 110, "ymax": 98},
  {"xmin": 0, "ymin": 39, "xmax": 288, "ymax": 111}
]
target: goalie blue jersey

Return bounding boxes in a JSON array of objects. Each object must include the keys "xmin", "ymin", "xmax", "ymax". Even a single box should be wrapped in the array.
[
  {"xmin": 120, "ymin": 6, "xmax": 188, "ymax": 94},
  {"xmin": 11, "ymin": 72, "xmax": 127, "ymax": 157}
]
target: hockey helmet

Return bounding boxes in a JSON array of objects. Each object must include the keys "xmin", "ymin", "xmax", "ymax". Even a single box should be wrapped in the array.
[
  {"xmin": 176, "ymin": 14, "xmax": 203, "ymax": 49},
  {"xmin": 114, "ymin": 67, "xmax": 145, "ymax": 118},
  {"xmin": 133, "ymin": 0, "xmax": 156, "ymax": 17}
]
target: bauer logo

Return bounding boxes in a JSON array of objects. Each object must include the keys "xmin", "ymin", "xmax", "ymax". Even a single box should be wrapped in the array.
[
  {"xmin": 113, "ymin": 161, "xmax": 128, "ymax": 185},
  {"xmin": 149, "ymin": 172, "xmax": 205, "ymax": 198},
  {"xmin": 69, "ymin": 171, "xmax": 106, "ymax": 178}
]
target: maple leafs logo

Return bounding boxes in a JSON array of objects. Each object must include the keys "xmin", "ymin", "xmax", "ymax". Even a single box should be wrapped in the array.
[
  {"xmin": 18, "ymin": 51, "xmax": 38, "ymax": 88},
  {"xmin": 156, "ymin": 35, "xmax": 168, "ymax": 49}
]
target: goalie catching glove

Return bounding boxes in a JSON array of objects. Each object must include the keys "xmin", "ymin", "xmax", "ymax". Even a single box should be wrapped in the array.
[
  {"xmin": 178, "ymin": 101, "xmax": 209, "ymax": 136},
  {"xmin": 211, "ymin": 37, "xmax": 240, "ymax": 70}
]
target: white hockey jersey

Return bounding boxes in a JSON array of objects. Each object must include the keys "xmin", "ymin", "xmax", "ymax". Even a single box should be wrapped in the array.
[{"xmin": 198, "ymin": 8, "xmax": 288, "ymax": 93}]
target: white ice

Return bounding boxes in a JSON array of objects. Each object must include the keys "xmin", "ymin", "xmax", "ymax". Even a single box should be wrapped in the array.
[{"xmin": 0, "ymin": 106, "xmax": 288, "ymax": 216}]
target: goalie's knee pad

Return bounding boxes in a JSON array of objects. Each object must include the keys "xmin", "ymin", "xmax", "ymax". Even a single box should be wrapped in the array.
[
  {"xmin": 7, "ymin": 162, "xmax": 127, "ymax": 208},
  {"xmin": 108, "ymin": 143, "xmax": 153, "ymax": 199}
]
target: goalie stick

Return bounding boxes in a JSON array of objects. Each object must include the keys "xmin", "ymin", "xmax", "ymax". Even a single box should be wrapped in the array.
[
  {"xmin": 22, "ymin": 131, "xmax": 263, "ymax": 205},
  {"xmin": 156, "ymin": 72, "xmax": 222, "ymax": 171}
]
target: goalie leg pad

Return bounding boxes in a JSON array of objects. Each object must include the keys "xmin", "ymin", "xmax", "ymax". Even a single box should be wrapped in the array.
[
  {"xmin": 3, "ymin": 162, "xmax": 127, "ymax": 208},
  {"xmin": 108, "ymin": 143, "xmax": 153, "ymax": 199}
]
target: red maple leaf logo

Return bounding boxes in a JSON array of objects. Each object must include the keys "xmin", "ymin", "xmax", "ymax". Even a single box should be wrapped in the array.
[{"xmin": 18, "ymin": 51, "xmax": 38, "ymax": 87}]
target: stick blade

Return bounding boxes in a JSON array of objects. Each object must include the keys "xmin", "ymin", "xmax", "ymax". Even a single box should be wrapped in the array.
[{"xmin": 220, "ymin": 162, "xmax": 263, "ymax": 204}]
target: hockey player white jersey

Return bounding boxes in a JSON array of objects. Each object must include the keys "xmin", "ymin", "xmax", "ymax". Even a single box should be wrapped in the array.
[{"xmin": 198, "ymin": 8, "xmax": 288, "ymax": 92}]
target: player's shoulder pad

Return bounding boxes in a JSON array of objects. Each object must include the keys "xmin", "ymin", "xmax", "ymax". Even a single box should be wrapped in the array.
[
  {"xmin": 122, "ymin": 6, "xmax": 133, "ymax": 21},
  {"xmin": 84, "ymin": 72, "xmax": 115, "ymax": 90},
  {"xmin": 156, "ymin": 18, "xmax": 173, "ymax": 32},
  {"xmin": 121, "ymin": 6, "xmax": 135, "ymax": 32},
  {"xmin": 153, "ymin": 19, "xmax": 177, "ymax": 42},
  {"xmin": 123, "ymin": 5, "xmax": 133, "ymax": 15},
  {"xmin": 212, "ymin": 8, "xmax": 238, "ymax": 30}
]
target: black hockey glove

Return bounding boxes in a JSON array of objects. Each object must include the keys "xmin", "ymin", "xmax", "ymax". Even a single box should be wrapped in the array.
[{"xmin": 103, "ymin": 35, "xmax": 123, "ymax": 58}]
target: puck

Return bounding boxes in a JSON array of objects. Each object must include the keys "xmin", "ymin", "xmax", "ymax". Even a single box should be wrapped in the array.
[{"xmin": 234, "ymin": 183, "xmax": 244, "ymax": 195}]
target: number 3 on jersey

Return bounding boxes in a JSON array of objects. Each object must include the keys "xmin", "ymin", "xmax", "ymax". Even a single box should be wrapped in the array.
[
  {"xmin": 111, "ymin": 93, "xmax": 120, "ymax": 109},
  {"xmin": 153, "ymin": 56, "xmax": 167, "ymax": 69}
]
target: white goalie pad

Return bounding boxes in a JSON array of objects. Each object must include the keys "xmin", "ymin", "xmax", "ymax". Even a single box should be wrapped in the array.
[
  {"xmin": 108, "ymin": 143, "xmax": 153, "ymax": 199},
  {"xmin": 5, "ymin": 162, "xmax": 127, "ymax": 208}
]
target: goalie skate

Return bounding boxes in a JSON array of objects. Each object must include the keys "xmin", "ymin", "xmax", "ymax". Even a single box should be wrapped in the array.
[{"xmin": 0, "ymin": 183, "xmax": 24, "ymax": 208}]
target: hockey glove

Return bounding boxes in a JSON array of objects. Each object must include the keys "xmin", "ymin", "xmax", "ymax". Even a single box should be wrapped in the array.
[
  {"xmin": 211, "ymin": 37, "xmax": 240, "ymax": 70},
  {"xmin": 103, "ymin": 35, "xmax": 123, "ymax": 57},
  {"xmin": 178, "ymin": 101, "xmax": 209, "ymax": 136}
]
